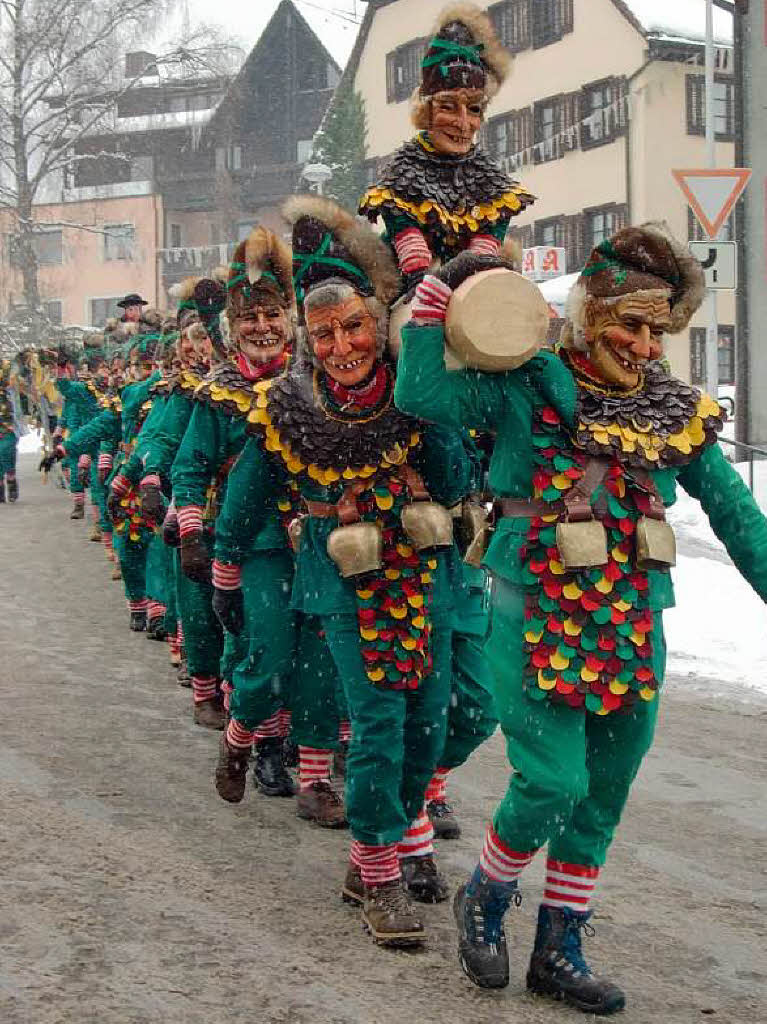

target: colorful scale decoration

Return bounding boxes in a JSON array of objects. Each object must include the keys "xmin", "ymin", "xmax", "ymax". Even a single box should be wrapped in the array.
[
  {"xmin": 113, "ymin": 487, "xmax": 155, "ymax": 541},
  {"xmin": 353, "ymin": 480, "xmax": 436, "ymax": 692},
  {"xmin": 521, "ymin": 405, "xmax": 660, "ymax": 715}
]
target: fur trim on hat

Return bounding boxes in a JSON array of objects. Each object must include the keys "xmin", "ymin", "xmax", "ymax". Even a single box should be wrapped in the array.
[
  {"xmin": 169, "ymin": 276, "xmax": 202, "ymax": 305},
  {"xmin": 638, "ymin": 221, "xmax": 705, "ymax": 332},
  {"xmin": 140, "ymin": 307, "xmax": 163, "ymax": 328},
  {"xmin": 501, "ymin": 236, "xmax": 522, "ymax": 272},
  {"xmin": 282, "ymin": 194, "xmax": 401, "ymax": 306},
  {"xmin": 431, "ymin": 3, "xmax": 510, "ymax": 90},
  {"xmin": 211, "ymin": 265, "xmax": 229, "ymax": 285},
  {"xmin": 244, "ymin": 226, "xmax": 295, "ymax": 308}
]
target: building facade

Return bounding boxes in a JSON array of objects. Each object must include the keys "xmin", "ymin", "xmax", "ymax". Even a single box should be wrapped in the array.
[{"xmin": 345, "ymin": 0, "xmax": 737, "ymax": 383}]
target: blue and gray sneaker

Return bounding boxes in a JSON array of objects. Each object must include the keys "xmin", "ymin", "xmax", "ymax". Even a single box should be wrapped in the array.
[{"xmin": 453, "ymin": 865, "xmax": 521, "ymax": 989}]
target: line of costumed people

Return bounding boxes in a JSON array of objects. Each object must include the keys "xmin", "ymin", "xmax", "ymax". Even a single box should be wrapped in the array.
[{"xmin": 41, "ymin": 4, "xmax": 767, "ymax": 1015}]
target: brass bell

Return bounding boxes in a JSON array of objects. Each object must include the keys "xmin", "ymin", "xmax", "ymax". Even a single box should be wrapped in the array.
[
  {"xmin": 636, "ymin": 516, "xmax": 676, "ymax": 569},
  {"xmin": 327, "ymin": 522, "xmax": 383, "ymax": 578},
  {"xmin": 556, "ymin": 519, "xmax": 609, "ymax": 570},
  {"xmin": 401, "ymin": 501, "xmax": 454, "ymax": 553},
  {"xmin": 461, "ymin": 501, "xmax": 492, "ymax": 568}
]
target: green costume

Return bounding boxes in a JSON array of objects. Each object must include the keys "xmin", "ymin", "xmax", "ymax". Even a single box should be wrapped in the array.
[{"xmin": 395, "ymin": 321, "xmax": 767, "ymax": 865}]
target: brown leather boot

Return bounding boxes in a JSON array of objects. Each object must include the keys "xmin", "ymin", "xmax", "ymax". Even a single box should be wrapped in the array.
[
  {"xmin": 193, "ymin": 696, "xmax": 226, "ymax": 730},
  {"xmin": 296, "ymin": 780, "xmax": 347, "ymax": 829},
  {"xmin": 89, "ymin": 524, "xmax": 102, "ymax": 542},
  {"xmin": 111, "ymin": 564, "xmax": 122, "ymax": 581},
  {"xmin": 362, "ymin": 879, "xmax": 426, "ymax": 947},
  {"xmin": 70, "ymin": 504, "xmax": 84, "ymax": 520},
  {"xmin": 400, "ymin": 853, "xmax": 449, "ymax": 903},
  {"xmin": 215, "ymin": 735, "xmax": 250, "ymax": 803},
  {"xmin": 341, "ymin": 862, "xmax": 364, "ymax": 905}
]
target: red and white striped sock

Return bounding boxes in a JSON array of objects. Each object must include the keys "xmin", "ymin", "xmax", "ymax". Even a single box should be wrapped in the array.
[
  {"xmin": 191, "ymin": 675, "xmax": 217, "ymax": 704},
  {"xmin": 479, "ymin": 825, "xmax": 537, "ymax": 884},
  {"xmin": 277, "ymin": 709, "xmax": 291, "ymax": 737},
  {"xmin": 73, "ymin": 493, "xmax": 85, "ymax": 508},
  {"xmin": 226, "ymin": 717, "xmax": 255, "ymax": 750},
  {"xmin": 254, "ymin": 710, "xmax": 281, "ymax": 739},
  {"xmin": 168, "ymin": 633, "xmax": 181, "ymax": 657},
  {"xmin": 543, "ymin": 858, "xmax": 599, "ymax": 913},
  {"xmin": 338, "ymin": 719, "xmax": 351, "ymax": 743},
  {"xmin": 128, "ymin": 598, "xmax": 148, "ymax": 612},
  {"xmin": 468, "ymin": 233, "xmax": 501, "ymax": 256},
  {"xmin": 298, "ymin": 747, "xmax": 333, "ymax": 790},
  {"xmin": 90, "ymin": 504, "xmax": 100, "ymax": 523},
  {"xmin": 398, "ymin": 805, "xmax": 434, "ymax": 859},
  {"xmin": 425, "ymin": 766, "xmax": 449, "ymax": 803},
  {"xmin": 220, "ymin": 679, "xmax": 232, "ymax": 712},
  {"xmin": 102, "ymin": 532, "xmax": 114, "ymax": 560},
  {"xmin": 351, "ymin": 840, "xmax": 401, "ymax": 887},
  {"xmin": 147, "ymin": 601, "xmax": 165, "ymax": 620},
  {"xmin": 393, "ymin": 227, "xmax": 432, "ymax": 274},
  {"xmin": 176, "ymin": 622, "xmax": 184, "ymax": 647}
]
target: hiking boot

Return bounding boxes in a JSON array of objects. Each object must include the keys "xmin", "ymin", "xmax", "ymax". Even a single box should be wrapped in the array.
[
  {"xmin": 215, "ymin": 734, "xmax": 250, "ymax": 803},
  {"xmin": 341, "ymin": 862, "xmax": 364, "ymax": 905},
  {"xmin": 362, "ymin": 879, "xmax": 426, "ymax": 948},
  {"xmin": 146, "ymin": 616, "xmax": 167, "ymax": 641},
  {"xmin": 193, "ymin": 696, "xmax": 226, "ymax": 730},
  {"xmin": 282, "ymin": 736, "xmax": 298, "ymax": 768},
  {"xmin": 129, "ymin": 610, "xmax": 147, "ymax": 632},
  {"xmin": 169, "ymin": 648, "xmax": 182, "ymax": 668},
  {"xmin": 0, "ymin": 480, "xmax": 5, "ymax": 502},
  {"xmin": 333, "ymin": 741, "xmax": 348, "ymax": 781},
  {"xmin": 427, "ymin": 798, "xmax": 461, "ymax": 840},
  {"xmin": 70, "ymin": 504, "xmax": 84, "ymax": 520},
  {"xmin": 296, "ymin": 780, "xmax": 347, "ymax": 828},
  {"xmin": 89, "ymin": 524, "xmax": 102, "ymax": 542},
  {"xmin": 526, "ymin": 905, "xmax": 626, "ymax": 1015},
  {"xmin": 454, "ymin": 867, "xmax": 520, "ymax": 989},
  {"xmin": 253, "ymin": 736, "xmax": 296, "ymax": 797},
  {"xmin": 7, "ymin": 477, "xmax": 18, "ymax": 502},
  {"xmin": 401, "ymin": 854, "xmax": 449, "ymax": 904},
  {"xmin": 177, "ymin": 660, "xmax": 191, "ymax": 687},
  {"xmin": 111, "ymin": 564, "xmax": 122, "ymax": 581}
]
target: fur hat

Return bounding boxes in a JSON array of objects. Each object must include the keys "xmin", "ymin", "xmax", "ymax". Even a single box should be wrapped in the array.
[
  {"xmin": 412, "ymin": 3, "xmax": 510, "ymax": 127},
  {"xmin": 227, "ymin": 226, "xmax": 294, "ymax": 319},
  {"xmin": 169, "ymin": 276, "xmax": 203, "ymax": 331},
  {"xmin": 282, "ymin": 194, "xmax": 400, "ymax": 314},
  {"xmin": 566, "ymin": 221, "xmax": 705, "ymax": 338}
]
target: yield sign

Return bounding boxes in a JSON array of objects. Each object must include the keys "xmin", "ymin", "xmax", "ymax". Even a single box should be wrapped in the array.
[{"xmin": 672, "ymin": 168, "xmax": 752, "ymax": 238}]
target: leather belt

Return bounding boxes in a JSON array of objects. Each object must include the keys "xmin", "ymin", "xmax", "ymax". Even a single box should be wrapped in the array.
[
  {"xmin": 496, "ymin": 497, "xmax": 560, "ymax": 518},
  {"xmin": 304, "ymin": 500, "xmax": 338, "ymax": 519}
]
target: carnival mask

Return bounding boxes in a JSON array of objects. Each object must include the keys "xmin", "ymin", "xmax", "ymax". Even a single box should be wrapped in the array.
[
  {"xmin": 429, "ymin": 88, "xmax": 485, "ymax": 155},
  {"xmin": 232, "ymin": 299, "xmax": 289, "ymax": 364},
  {"xmin": 584, "ymin": 291, "xmax": 672, "ymax": 389},
  {"xmin": 306, "ymin": 294, "xmax": 377, "ymax": 387}
]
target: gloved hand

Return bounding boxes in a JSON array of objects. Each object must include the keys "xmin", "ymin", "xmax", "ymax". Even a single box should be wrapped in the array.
[
  {"xmin": 434, "ymin": 250, "xmax": 511, "ymax": 292},
  {"xmin": 107, "ymin": 473, "xmax": 130, "ymax": 522},
  {"xmin": 162, "ymin": 509, "xmax": 180, "ymax": 547},
  {"xmin": 77, "ymin": 465, "xmax": 90, "ymax": 487},
  {"xmin": 212, "ymin": 587, "xmax": 244, "ymax": 636},
  {"xmin": 180, "ymin": 531, "xmax": 212, "ymax": 584},
  {"xmin": 139, "ymin": 481, "xmax": 165, "ymax": 523}
]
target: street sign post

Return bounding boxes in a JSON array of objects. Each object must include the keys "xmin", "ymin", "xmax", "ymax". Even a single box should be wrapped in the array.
[{"xmin": 689, "ymin": 241, "xmax": 737, "ymax": 290}]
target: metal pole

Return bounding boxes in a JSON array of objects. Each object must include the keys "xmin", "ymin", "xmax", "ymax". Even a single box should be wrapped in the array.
[{"xmin": 704, "ymin": 0, "xmax": 719, "ymax": 398}]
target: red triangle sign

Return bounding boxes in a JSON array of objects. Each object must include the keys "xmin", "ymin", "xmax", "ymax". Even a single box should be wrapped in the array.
[{"xmin": 673, "ymin": 168, "xmax": 752, "ymax": 238}]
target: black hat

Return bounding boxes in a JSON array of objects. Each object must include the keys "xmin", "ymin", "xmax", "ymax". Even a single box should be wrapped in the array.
[{"xmin": 117, "ymin": 293, "xmax": 148, "ymax": 308}]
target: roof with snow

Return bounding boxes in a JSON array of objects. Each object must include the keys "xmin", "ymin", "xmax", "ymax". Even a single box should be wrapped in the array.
[{"xmin": 617, "ymin": 0, "xmax": 733, "ymax": 47}]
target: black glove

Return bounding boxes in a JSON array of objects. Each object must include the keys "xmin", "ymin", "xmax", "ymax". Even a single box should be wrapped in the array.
[
  {"xmin": 180, "ymin": 531, "xmax": 212, "ymax": 584},
  {"xmin": 107, "ymin": 490, "xmax": 124, "ymax": 522},
  {"xmin": 212, "ymin": 587, "xmax": 244, "ymax": 636},
  {"xmin": 77, "ymin": 466, "xmax": 90, "ymax": 487},
  {"xmin": 139, "ymin": 482, "xmax": 165, "ymax": 523},
  {"xmin": 162, "ymin": 511, "xmax": 180, "ymax": 548},
  {"xmin": 435, "ymin": 250, "xmax": 511, "ymax": 292},
  {"xmin": 401, "ymin": 267, "xmax": 428, "ymax": 296}
]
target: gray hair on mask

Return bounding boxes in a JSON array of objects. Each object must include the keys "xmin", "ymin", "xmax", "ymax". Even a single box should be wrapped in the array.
[{"xmin": 300, "ymin": 279, "xmax": 388, "ymax": 363}]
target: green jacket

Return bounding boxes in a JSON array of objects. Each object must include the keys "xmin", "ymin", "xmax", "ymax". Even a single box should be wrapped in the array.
[
  {"xmin": 123, "ymin": 372, "xmax": 201, "ymax": 485},
  {"xmin": 215, "ymin": 423, "xmax": 473, "ymax": 618},
  {"xmin": 395, "ymin": 323, "xmax": 767, "ymax": 608}
]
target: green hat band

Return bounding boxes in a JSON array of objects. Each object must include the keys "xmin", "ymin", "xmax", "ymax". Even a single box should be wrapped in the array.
[
  {"xmin": 293, "ymin": 231, "xmax": 370, "ymax": 304},
  {"xmin": 422, "ymin": 37, "xmax": 484, "ymax": 77}
]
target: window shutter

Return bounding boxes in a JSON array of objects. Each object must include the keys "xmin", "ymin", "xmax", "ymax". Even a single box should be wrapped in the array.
[
  {"xmin": 386, "ymin": 51, "xmax": 396, "ymax": 104},
  {"xmin": 562, "ymin": 0, "xmax": 574, "ymax": 34}
]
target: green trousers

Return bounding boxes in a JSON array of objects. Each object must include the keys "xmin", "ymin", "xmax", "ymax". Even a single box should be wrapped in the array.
[
  {"xmin": 228, "ymin": 550, "xmax": 295, "ymax": 729},
  {"xmin": 145, "ymin": 533, "xmax": 171, "ymax": 606},
  {"xmin": 174, "ymin": 540, "xmax": 223, "ymax": 678},
  {"xmin": 290, "ymin": 615, "xmax": 348, "ymax": 751},
  {"xmin": 484, "ymin": 579, "xmax": 663, "ymax": 867},
  {"xmin": 114, "ymin": 530, "xmax": 151, "ymax": 603},
  {"xmin": 322, "ymin": 613, "xmax": 452, "ymax": 846},
  {"xmin": 89, "ymin": 461, "xmax": 111, "ymax": 532},
  {"xmin": 439, "ymin": 631, "xmax": 498, "ymax": 770},
  {"xmin": 0, "ymin": 432, "xmax": 17, "ymax": 476}
]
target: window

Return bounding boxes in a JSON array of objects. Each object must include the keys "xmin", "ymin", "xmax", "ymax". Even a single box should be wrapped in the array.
[
  {"xmin": 89, "ymin": 297, "xmax": 123, "ymax": 325},
  {"xmin": 531, "ymin": 0, "xmax": 574, "ymax": 49},
  {"xmin": 531, "ymin": 215, "xmax": 581, "ymax": 275},
  {"xmin": 688, "ymin": 208, "xmax": 735, "ymax": 242},
  {"xmin": 584, "ymin": 204, "xmax": 628, "ymax": 249},
  {"xmin": 386, "ymin": 38, "xmax": 428, "ymax": 104},
  {"xmin": 487, "ymin": 108, "xmax": 533, "ymax": 168},
  {"xmin": 534, "ymin": 98, "xmax": 558, "ymax": 162},
  {"xmin": 362, "ymin": 158, "xmax": 381, "ymax": 187},
  {"xmin": 33, "ymin": 229, "xmax": 63, "ymax": 266},
  {"xmin": 104, "ymin": 224, "xmax": 135, "ymax": 261},
  {"xmin": 488, "ymin": 0, "xmax": 530, "ymax": 53},
  {"xmin": 216, "ymin": 145, "xmax": 242, "ymax": 172},
  {"xmin": 297, "ymin": 139, "xmax": 314, "ymax": 164},
  {"xmin": 581, "ymin": 78, "xmax": 627, "ymax": 149},
  {"xmin": 298, "ymin": 55, "xmax": 335, "ymax": 91},
  {"xmin": 690, "ymin": 325, "xmax": 735, "ymax": 386},
  {"xmin": 535, "ymin": 218, "xmax": 562, "ymax": 248},
  {"xmin": 43, "ymin": 299, "xmax": 62, "ymax": 324},
  {"xmin": 531, "ymin": 93, "xmax": 579, "ymax": 163},
  {"xmin": 686, "ymin": 75, "xmax": 735, "ymax": 140},
  {"xmin": 507, "ymin": 222, "xmax": 534, "ymax": 255},
  {"xmin": 170, "ymin": 223, "xmax": 182, "ymax": 249}
]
